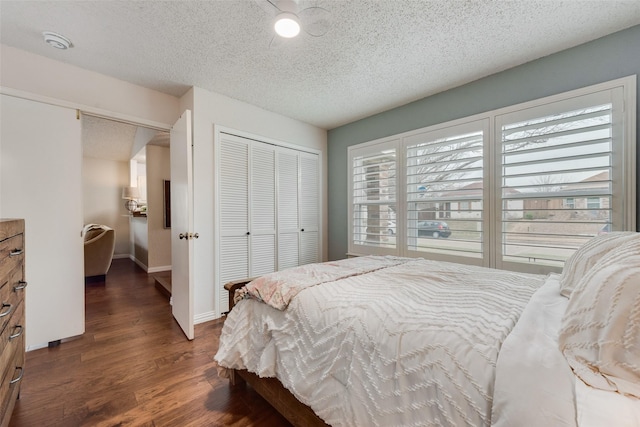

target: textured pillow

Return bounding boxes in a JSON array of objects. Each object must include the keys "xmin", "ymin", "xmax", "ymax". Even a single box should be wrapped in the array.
[
  {"xmin": 558, "ymin": 237, "xmax": 640, "ymax": 398},
  {"xmin": 559, "ymin": 232, "xmax": 639, "ymax": 298}
]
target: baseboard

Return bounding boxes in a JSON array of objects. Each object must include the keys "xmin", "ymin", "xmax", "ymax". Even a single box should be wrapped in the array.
[
  {"xmin": 112, "ymin": 253, "xmax": 130, "ymax": 260},
  {"xmin": 27, "ymin": 342, "xmax": 49, "ymax": 352},
  {"xmin": 27, "ymin": 333, "xmax": 84, "ymax": 352},
  {"xmin": 147, "ymin": 265, "xmax": 171, "ymax": 273},
  {"xmin": 85, "ymin": 274, "xmax": 106, "ymax": 284},
  {"xmin": 130, "ymin": 255, "xmax": 148, "ymax": 272},
  {"xmin": 194, "ymin": 311, "xmax": 221, "ymax": 324}
]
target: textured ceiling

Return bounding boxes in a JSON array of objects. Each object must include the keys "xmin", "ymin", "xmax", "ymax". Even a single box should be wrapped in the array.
[
  {"xmin": 82, "ymin": 115, "xmax": 169, "ymax": 162},
  {"xmin": 1, "ymin": 1, "xmax": 640, "ymax": 130},
  {"xmin": 82, "ymin": 115, "xmax": 138, "ymax": 161}
]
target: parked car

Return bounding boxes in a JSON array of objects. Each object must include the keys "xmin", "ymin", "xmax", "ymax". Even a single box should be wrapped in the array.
[
  {"xmin": 418, "ymin": 221, "xmax": 451, "ymax": 238},
  {"xmin": 387, "ymin": 221, "xmax": 396, "ymax": 235}
]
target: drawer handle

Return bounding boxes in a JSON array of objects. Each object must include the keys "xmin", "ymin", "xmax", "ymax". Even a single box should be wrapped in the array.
[
  {"xmin": 9, "ymin": 367, "xmax": 24, "ymax": 385},
  {"xmin": 14, "ymin": 280, "xmax": 27, "ymax": 291},
  {"xmin": 0, "ymin": 303, "xmax": 12, "ymax": 318},
  {"xmin": 9, "ymin": 325, "xmax": 23, "ymax": 340},
  {"xmin": 10, "ymin": 249, "xmax": 24, "ymax": 257}
]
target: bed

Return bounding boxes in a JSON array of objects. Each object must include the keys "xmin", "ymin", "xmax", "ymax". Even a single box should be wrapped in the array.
[{"xmin": 214, "ymin": 232, "xmax": 640, "ymax": 427}]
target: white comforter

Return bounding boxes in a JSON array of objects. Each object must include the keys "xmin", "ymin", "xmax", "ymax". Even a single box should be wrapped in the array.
[{"xmin": 215, "ymin": 257, "xmax": 545, "ymax": 427}]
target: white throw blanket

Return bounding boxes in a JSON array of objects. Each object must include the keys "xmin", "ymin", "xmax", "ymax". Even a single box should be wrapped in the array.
[{"xmin": 215, "ymin": 258, "xmax": 545, "ymax": 426}]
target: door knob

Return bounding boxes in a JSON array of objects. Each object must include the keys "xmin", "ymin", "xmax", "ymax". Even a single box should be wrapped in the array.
[{"xmin": 180, "ymin": 232, "xmax": 199, "ymax": 240}]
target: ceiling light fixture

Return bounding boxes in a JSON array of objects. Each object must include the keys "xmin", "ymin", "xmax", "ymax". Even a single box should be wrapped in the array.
[
  {"xmin": 274, "ymin": 12, "xmax": 301, "ymax": 38},
  {"xmin": 42, "ymin": 31, "xmax": 73, "ymax": 49}
]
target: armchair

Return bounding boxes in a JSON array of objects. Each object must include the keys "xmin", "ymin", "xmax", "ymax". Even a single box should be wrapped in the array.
[{"xmin": 83, "ymin": 224, "xmax": 116, "ymax": 283}]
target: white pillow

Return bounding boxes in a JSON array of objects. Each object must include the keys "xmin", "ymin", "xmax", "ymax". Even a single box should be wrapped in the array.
[
  {"xmin": 575, "ymin": 379, "xmax": 640, "ymax": 427},
  {"xmin": 558, "ymin": 237, "xmax": 640, "ymax": 398},
  {"xmin": 559, "ymin": 231, "xmax": 639, "ymax": 298}
]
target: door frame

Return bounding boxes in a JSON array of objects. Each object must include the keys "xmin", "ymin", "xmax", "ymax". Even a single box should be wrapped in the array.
[{"xmin": 1, "ymin": 86, "xmax": 182, "ymax": 326}]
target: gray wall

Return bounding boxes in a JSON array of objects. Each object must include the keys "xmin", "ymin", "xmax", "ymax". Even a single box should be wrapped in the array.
[{"xmin": 327, "ymin": 25, "xmax": 640, "ymax": 261}]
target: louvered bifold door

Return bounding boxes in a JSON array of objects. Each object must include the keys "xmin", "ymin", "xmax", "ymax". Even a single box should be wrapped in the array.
[
  {"xmin": 277, "ymin": 148, "xmax": 300, "ymax": 270},
  {"xmin": 299, "ymin": 152, "xmax": 320, "ymax": 265},
  {"xmin": 250, "ymin": 142, "xmax": 277, "ymax": 277},
  {"xmin": 219, "ymin": 134, "xmax": 249, "ymax": 312}
]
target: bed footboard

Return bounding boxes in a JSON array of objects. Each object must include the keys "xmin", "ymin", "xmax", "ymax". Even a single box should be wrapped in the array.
[
  {"xmin": 223, "ymin": 278, "xmax": 255, "ymax": 312},
  {"xmin": 222, "ymin": 279, "xmax": 329, "ymax": 427}
]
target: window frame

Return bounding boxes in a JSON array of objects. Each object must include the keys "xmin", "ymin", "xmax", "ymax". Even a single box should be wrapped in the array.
[{"xmin": 347, "ymin": 76, "xmax": 636, "ymax": 275}]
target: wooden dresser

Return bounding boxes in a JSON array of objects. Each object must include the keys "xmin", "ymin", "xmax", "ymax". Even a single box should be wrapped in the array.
[{"xmin": 0, "ymin": 219, "xmax": 26, "ymax": 427}]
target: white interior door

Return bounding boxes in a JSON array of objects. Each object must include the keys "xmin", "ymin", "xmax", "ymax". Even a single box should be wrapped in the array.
[
  {"xmin": 170, "ymin": 110, "xmax": 194, "ymax": 340},
  {"xmin": 0, "ymin": 95, "xmax": 84, "ymax": 349}
]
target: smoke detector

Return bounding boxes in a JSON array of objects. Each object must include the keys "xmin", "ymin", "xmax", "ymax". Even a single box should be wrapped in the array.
[{"xmin": 43, "ymin": 32, "xmax": 73, "ymax": 49}]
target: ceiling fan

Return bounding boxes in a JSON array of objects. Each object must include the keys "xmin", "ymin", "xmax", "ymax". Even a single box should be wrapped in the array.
[{"xmin": 256, "ymin": 0, "xmax": 332, "ymax": 41}]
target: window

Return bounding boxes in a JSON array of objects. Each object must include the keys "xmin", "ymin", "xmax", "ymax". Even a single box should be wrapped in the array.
[
  {"xmin": 496, "ymin": 88, "xmax": 627, "ymax": 271},
  {"xmin": 350, "ymin": 139, "xmax": 398, "ymax": 255},
  {"xmin": 587, "ymin": 197, "xmax": 601, "ymax": 209},
  {"xmin": 404, "ymin": 120, "xmax": 487, "ymax": 262},
  {"xmin": 348, "ymin": 77, "xmax": 635, "ymax": 274},
  {"xmin": 564, "ymin": 198, "xmax": 575, "ymax": 209}
]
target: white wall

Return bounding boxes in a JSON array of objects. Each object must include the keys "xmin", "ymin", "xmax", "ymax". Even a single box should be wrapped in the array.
[
  {"xmin": 0, "ymin": 45, "xmax": 179, "ymax": 126},
  {"xmin": 184, "ymin": 86, "xmax": 328, "ymax": 323},
  {"xmin": 146, "ymin": 145, "xmax": 171, "ymax": 271},
  {"xmin": 131, "ymin": 127, "xmax": 158, "ymax": 158},
  {"xmin": 82, "ymin": 157, "xmax": 131, "ymax": 256},
  {"xmin": 131, "ymin": 216, "xmax": 149, "ymax": 269}
]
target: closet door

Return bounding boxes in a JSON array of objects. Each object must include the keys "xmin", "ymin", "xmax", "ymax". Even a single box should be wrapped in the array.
[
  {"xmin": 218, "ymin": 133, "xmax": 277, "ymax": 312},
  {"xmin": 299, "ymin": 152, "xmax": 320, "ymax": 265},
  {"xmin": 277, "ymin": 148, "xmax": 321, "ymax": 269},
  {"xmin": 219, "ymin": 134, "xmax": 249, "ymax": 312},
  {"xmin": 250, "ymin": 143, "xmax": 277, "ymax": 277},
  {"xmin": 277, "ymin": 148, "xmax": 300, "ymax": 270},
  {"xmin": 218, "ymin": 133, "xmax": 320, "ymax": 312}
]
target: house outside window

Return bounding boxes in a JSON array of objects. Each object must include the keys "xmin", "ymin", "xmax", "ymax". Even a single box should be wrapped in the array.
[
  {"xmin": 564, "ymin": 198, "xmax": 575, "ymax": 209},
  {"xmin": 587, "ymin": 197, "xmax": 601, "ymax": 209}
]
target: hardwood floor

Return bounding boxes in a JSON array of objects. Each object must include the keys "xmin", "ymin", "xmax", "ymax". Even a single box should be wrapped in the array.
[{"xmin": 9, "ymin": 259, "xmax": 292, "ymax": 427}]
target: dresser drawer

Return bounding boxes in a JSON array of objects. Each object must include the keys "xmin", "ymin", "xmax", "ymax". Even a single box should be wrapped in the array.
[
  {"xmin": 0, "ymin": 337, "xmax": 24, "ymax": 427},
  {"xmin": 0, "ymin": 233, "xmax": 24, "ymax": 291},
  {"xmin": 0, "ymin": 268, "xmax": 25, "ymax": 335},
  {"xmin": 0, "ymin": 301, "xmax": 24, "ymax": 383}
]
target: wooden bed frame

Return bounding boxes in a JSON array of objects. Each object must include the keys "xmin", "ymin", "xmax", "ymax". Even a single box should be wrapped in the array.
[{"xmin": 224, "ymin": 279, "xmax": 329, "ymax": 427}]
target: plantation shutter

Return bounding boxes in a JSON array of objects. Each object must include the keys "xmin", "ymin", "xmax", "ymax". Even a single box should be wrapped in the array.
[
  {"xmin": 404, "ymin": 120, "xmax": 488, "ymax": 263},
  {"xmin": 349, "ymin": 139, "xmax": 398, "ymax": 255},
  {"xmin": 496, "ymin": 89, "xmax": 624, "ymax": 270}
]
